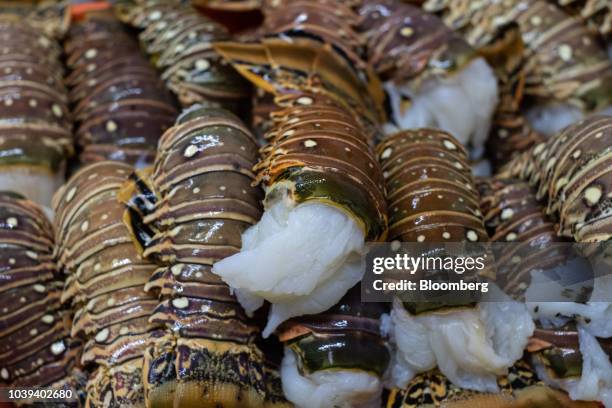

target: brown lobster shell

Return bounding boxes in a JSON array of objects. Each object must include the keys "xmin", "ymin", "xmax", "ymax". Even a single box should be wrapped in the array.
[
  {"xmin": 118, "ymin": 1, "xmax": 251, "ymax": 112},
  {"xmin": 0, "ymin": 192, "xmax": 86, "ymax": 402},
  {"xmin": 554, "ymin": 0, "xmax": 611, "ymax": 40},
  {"xmin": 502, "ymin": 115, "xmax": 612, "ymax": 242},
  {"xmin": 377, "ymin": 129, "xmax": 487, "ymax": 244},
  {"xmin": 425, "ymin": 0, "xmax": 612, "ymax": 114},
  {"xmin": 0, "ymin": 0, "xmax": 70, "ymax": 39},
  {"xmin": 0, "ymin": 22, "xmax": 72, "ymax": 207},
  {"xmin": 254, "ymin": 91, "xmax": 388, "ymax": 240},
  {"xmin": 477, "ymin": 178, "xmax": 568, "ymax": 299},
  {"xmin": 385, "ymin": 358, "xmax": 598, "ymax": 408},
  {"xmin": 358, "ymin": 0, "xmax": 476, "ymax": 85},
  {"xmin": 54, "ymin": 161, "xmax": 159, "ymax": 408},
  {"xmin": 213, "ymin": 0, "xmax": 386, "ymax": 141},
  {"xmin": 121, "ymin": 106, "xmax": 290, "ymax": 407},
  {"xmin": 64, "ymin": 13, "xmax": 177, "ymax": 169}
]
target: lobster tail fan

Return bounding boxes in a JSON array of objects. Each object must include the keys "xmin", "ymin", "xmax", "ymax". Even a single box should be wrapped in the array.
[{"xmin": 214, "ymin": 35, "xmax": 385, "ymax": 128}]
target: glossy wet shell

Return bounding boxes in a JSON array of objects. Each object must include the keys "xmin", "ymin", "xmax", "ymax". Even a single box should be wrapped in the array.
[
  {"xmin": 122, "ymin": 106, "xmax": 288, "ymax": 407},
  {"xmin": 0, "ymin": 193, "xmax": 85, "ymax": 397},
  {"xmin": 53, "ymin": 161, "xmax": 159, "ymax": 407},
  {"xmin": 358, "ymin": 0, "xmax": 476, "ymax": 83},
  {"xmin": 502, "ymin": 115, "xmax": 612, "ymax": 242},
  {"xmin": 553, "ymin": 0, "xmax": 611, "ymax": 39},
  {"xmin": 255, "ymin": 94, "xmax": 388, "ymax": 241},
  {"xmin": 120, "ymin": 1, "xmax": 251, "ymax": 111},
  {"xmin": 213, "ymin": 0, "xmax": 386, "ymax": 139},
  {"xmin": 477, "ymin": 178, "xmax": 566, "ymax": 299},
  {"xmin": 426, "ymin": 0, "xmax": 612, "ymax": 111},
  {"xmin": 0, "ymin": 23, "xmax": 72, "ymax": 179},
  {"xmin": 377, "ymin": 129, "xmax": 487, "ymax": 244},
  {"xmin": 384, "ymin": 358, "xmax": 598, "ymax": 407},
  {"xmin": 278, "ymin": 286, "xmax": 390, "ymax": 378},
  {"xmin": 65, "ymin": 15, "xmax": 177, "ymax": 168}
]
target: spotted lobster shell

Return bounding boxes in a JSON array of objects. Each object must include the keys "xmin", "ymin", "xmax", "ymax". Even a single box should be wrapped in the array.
[
  {"xmin": 377, "ymin": 129, "xmax": 487, "ymax": 244},
  {"xmin": 0, "ymin": 22, "xmax": 73, "ymax": 207},
  {"xmin": 193, "ymin": 0, "xmax": 262, "ymax": 12},
  {"xmin": 502, "ymin": 115, "xmax": 612, "ymax": 242},
  {"xmin": 358, "ymin": 0, "xmax": 476, "ymax": 87},
  {"xmin": 53, "ymin": 162, "xmax": 159, "ymax": 407},
  {"xmin": 384, "ymin": 358, "xmax": 597, "ymax": 407},
  {"xmin": 377, "ymin": 129, "xmax": 490, "ymax": 313},
  {"xmin": 64, "ymin": 14, "xmax": 177, "ymax": 169},
  {"xmin": 213, "ymin": 0, "xmax": 386, "ymax": 141},
  {"xmin": 0, "ymin": 192, "xmax": 86, "ymax": 403},
  {"xmin": 117, "ymin": 0, "xmax": 251, "ymax": 112},
  {"xmin": 120, "ymin": 106, "xmax": 290, "ymax": 407},
  {"xmin": 477, "ymin": 177, "xmax": 571, "ymax": 301},
  {"xmin": 425, "ymin": 0, "xmax": 612, "ymax": 114},
  {"xmin": 554, "ymin": 0, "xmax": 611, "ymax": 40},
  {"xmin": 252, "ymin": 92, "xmax": 388, "ymax": 240}
]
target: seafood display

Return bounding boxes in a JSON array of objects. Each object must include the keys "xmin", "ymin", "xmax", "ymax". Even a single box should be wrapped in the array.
[
  {"xmin": 0, "ymin": 192, "xmax": 85, "ymax": 398},
  {"xmin": 497, "ymin": 116, "xmax": 612, "ymax": 405},
  {"xmin": 121, "ymin": 106, "xmax": 290, "ymax": 407},
  {"xmin": 0, "ymin": 0, "xmax": 610, "ymax": 407},
  {"xmin": 377, "ymin": 129, "xmax": 534, "ymax": 392},
  {"xmin": 425, "ymin": 0, "xmax": 612, "ymax": 137},
  {"xmin": 53, "ymin": 162, "xmax": 159, "ymax": 407},
  {"xmin": 64, "ymin": 13, "xmax": 177, "ymax": 168},
  {"xmin": 0, "ymin": 22, "xmax": 72, "ymax": 208},
  {"xmin": 115, "ymin": 0, "xmax": 251, "ymax": 112},
  {"xmin": 212, "ymin": 95, "xmax": 387, "ymax": 336},
  {"xmin": 358, "ymin": 0, "xmax": 498, "ymax": 158}
]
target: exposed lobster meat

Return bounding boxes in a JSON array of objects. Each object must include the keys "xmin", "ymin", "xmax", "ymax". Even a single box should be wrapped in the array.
[
  {"xmin": 277, "ymin": 286, "xmax": 390, "ymax": 408},
  {"xmin": 54, "ymin": 162, "xmax": 159, "ymax": 407},
  {"xmin": 121, "ymin": 106, "xmax": 290, "ymax": 407},
  {"xmin": 377, "ymin": 129, "xmax": 534, "ymax": 393},
  {"xmin": 358, "ymin": 0, "xmax": 499, "ymax": 158},
  {"xmin": 425, "ymin": 0, "xmax": 612, "ymax": 137}
]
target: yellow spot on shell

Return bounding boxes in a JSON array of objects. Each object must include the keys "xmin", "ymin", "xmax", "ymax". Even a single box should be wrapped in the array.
[
  {"xmin": 172, "ymin": 297, "xmax": 189, "ymax": 309},
  {"xmin": 50, "ymin": 341, "xmax": 65, "ymax": 355},
  {"xmin": 558, "ymin": 44, "xmax": 572, "ymax": 61},
  {"xmin": 95, "ymin": 328, "xmax": 109, "ymax": 343},
  {"xmin": 584, "ymin": 186, "xmax": 602, "ymax": 205},
  {"xmin": 400, "ymin": 26, "xmax": 414, "ymax": 37}
]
